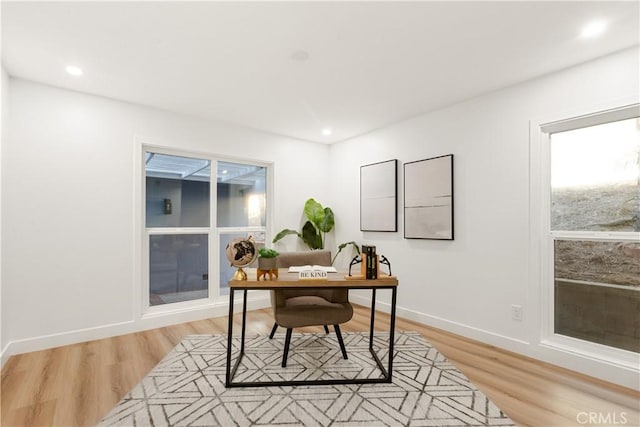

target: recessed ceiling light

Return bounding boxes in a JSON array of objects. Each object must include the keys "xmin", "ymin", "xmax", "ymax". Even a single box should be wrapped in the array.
[
  {"xmin": 322, "ymin": 128, "xmax": 332, "ymax": 136},
  {"xmin": 222, "ymin": 170, "xmax": 228, "ymax": 174},
  {"xmin": 581, "ymin": 20, "xmax": 607, "ymax": 38},
  {"xmin": 65, "ymin": 65, "xmax": 83, "ymax": 76}
]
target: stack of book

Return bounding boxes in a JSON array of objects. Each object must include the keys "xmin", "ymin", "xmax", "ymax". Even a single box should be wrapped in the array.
[
  {"xmin": 361, "ymin": 245, "xmax": 378, "ymax": 279},
  {"xmin": 288, "ymin": 265, "xmax": 337, "ymax": 280}
]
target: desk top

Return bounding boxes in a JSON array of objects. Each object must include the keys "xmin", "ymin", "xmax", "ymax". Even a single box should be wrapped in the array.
[{"xmin": 229, "ymin": 269, "xmax": 398, "ymax": 290}]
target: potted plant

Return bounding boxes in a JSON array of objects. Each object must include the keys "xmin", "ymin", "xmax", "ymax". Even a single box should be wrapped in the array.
[
  {"xmin": 272, "ymin": 197, "xmax": 359, "ymax": 265},
  {"xmin": 258, "ymin": 247, "xmax": 279, "ymax": 270}
]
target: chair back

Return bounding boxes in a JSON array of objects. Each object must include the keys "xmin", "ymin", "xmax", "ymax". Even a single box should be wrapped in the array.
[
  {"xmin": 276, "ymin": 250, "xmax": 331, "ymax": 268},
  {"xmin": 273, "ymin": 250, "xmax": 341, "ymax": 302}
]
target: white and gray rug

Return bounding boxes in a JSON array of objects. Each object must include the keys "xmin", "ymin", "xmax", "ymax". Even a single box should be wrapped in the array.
[{"xmin": 99, "ymin": 332, "xmax": 514, "ymax": 426}]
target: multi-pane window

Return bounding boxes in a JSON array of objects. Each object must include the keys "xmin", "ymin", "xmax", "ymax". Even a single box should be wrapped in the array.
[
  {"xmin": 549, "ymin": 117, "xmax": 639, "ymax": 353},
  {"xmin": 144, "ymin": 152, "xmax": 268, "ymax": 307}
]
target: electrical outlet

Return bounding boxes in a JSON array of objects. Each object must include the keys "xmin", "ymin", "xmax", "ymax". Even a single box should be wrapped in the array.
[{"xmin": 511, "ymin": 305, "xmax": 523, "ymax": 321}]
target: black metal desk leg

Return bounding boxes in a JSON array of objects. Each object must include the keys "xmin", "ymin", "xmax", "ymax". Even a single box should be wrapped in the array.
[
  {"xmin": 369, "ymin": 288, "xmax": 377, "ymax": 350},
  {"xmin": 225, "ymin": 288, "xmax": 235, "ymax": 387},
  {"xmin": 241, "ymin": 289, "xmax": 248, "ymax": 353},
  {"xmin": 388, "ymin": 287, "xmax": 397, "ymax": 381}
]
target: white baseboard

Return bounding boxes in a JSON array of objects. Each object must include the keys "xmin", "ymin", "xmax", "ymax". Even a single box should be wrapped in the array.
[
  {"xmin": 2, "ymin": 319, "xmax": 136, "ymax": 365},
  {"xmin": 349, "ymin": 293, "xmax": 531, "ymax": 355},
  {"xmin": 0, "ymin": 343, "xmax": 10, "ymax": 366},
  {"xmin": 1, "ymin": 294, "xmax": 271, "ymax": 366}
]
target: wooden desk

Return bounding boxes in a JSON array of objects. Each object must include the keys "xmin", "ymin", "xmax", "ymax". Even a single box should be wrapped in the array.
[{"xmin": 226, "ymin": 270, "xmax": 398, "ymax": 388}]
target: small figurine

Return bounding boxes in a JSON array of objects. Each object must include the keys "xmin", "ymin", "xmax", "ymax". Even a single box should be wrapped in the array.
[{"xmin": 257, "ymin": 268, "xmax": 278, "ymax": 281}]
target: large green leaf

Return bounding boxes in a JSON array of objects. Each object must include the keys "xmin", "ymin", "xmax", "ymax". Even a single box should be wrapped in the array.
[
  {"xmin": 318, "ymin": 207, "xmax": 335, "ymax": 233},
  {"xmin": 301, "ymin": 221, "xmax": 323, "ymax": 249},
  {"xmin": 272, "ymin": 229, "xmax": 301, "ymax": 243},
  {"xmin": 304, "ymin": 198, "xmax": 325, "ymax": 228}
]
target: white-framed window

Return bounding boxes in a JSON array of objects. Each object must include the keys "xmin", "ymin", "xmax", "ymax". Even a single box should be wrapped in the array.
[
  {"xmin": 534, "ymin": 104, "xmax": 639, "ymax": 362},
  {"xmin": 142, "ymin": 146, "xmax": 269, "ymax": 314}
]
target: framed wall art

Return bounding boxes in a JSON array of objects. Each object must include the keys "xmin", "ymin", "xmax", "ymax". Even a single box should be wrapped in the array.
[
  {"xmin": 404, "ymin": 154, "xmax": 454, "ymax": 240},
  {"xmin": 360, "ymin": 159, "xmax": 397, "ymax": 232}
]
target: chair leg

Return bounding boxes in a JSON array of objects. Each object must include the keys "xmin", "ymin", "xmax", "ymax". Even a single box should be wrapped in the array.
[
  {"xmin": 323, "ymin": 325, "xmax": 330, "ymax": 334},
  {"xmin": 269, "ymin": 322, "xmax": 278, "ymax": 339},
  {"xmin": 282, "ymin": 328, "xmax": 293, "ymax": 367},
  {"xmin": 334, "ymin": 324, "xmax": 348, "ymax": 360}
]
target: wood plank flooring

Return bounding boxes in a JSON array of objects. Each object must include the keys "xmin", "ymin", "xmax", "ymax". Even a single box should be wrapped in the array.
[{"xmin": 1, "ymin": 306, "xmax": 638, "ymax": 426}]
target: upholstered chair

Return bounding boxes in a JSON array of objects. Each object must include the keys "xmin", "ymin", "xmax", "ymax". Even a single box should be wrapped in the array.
[{"xmin": 270, "ymin": 250, "xmax": 353, "ymax": 367}]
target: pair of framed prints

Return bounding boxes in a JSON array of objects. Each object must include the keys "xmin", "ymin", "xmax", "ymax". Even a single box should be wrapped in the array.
[{"xmin": 360, "ymin": 155, "xmax": 453, "ymax": 240}]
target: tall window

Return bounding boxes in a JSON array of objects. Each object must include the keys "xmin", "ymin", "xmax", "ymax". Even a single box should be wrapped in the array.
[
  {"xmin": 548, "ymin": 115, "xmax": 639, "ymax": 353},
  {"xmin": 144, "ymin": 151, "xmax": 268, "ymax": 308}
]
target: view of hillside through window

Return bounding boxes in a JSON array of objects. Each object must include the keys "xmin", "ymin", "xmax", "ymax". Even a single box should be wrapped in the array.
[
  {"xmin": 551, "ymin": 118, "xmax": 639, "ymax": 232},
  {"xmin": 551, "ymin": 117, "xmax": 639, "ymax": 352}
]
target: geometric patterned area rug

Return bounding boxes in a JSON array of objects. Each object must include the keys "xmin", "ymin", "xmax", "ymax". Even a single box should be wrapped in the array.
[{"xmin": 99, "ymin": 331, "xmax": 514, "ymax": 426}]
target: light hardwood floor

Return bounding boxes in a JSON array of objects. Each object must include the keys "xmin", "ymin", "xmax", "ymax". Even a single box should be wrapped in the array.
[{"xmin": 1, "ymin": 306, "xmax": 638, "ymax": 426}]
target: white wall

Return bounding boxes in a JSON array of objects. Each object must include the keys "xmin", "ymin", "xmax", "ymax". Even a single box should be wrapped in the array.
[
  {"xmin": 2, "ymin": 79, "xmax": 330, "ymax": 358},
  {"xmin": 0, "ymin": 66, "xmax": 8, "ymax": 355},
  {"xmin": 329, "ymin": 47, "xmax": 639, "ymax": 389}
]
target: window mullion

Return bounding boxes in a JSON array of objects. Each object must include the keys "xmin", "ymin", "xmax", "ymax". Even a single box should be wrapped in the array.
[
  {"xmin": 147, "ymin": 227, "xmax": 211, "ymax": 235},
  {"xmin": 550, "ymin": 230, "xmax": 640, "ymax": 242}
]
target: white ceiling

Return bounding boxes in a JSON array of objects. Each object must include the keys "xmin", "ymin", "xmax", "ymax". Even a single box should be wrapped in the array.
[{"xmin": 2, "ymin": 1, "xmax": 638, "ymax": 144}]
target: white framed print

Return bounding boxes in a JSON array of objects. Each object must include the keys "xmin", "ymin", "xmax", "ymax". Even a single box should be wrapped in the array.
[
  {"xmin": 404, "ymin": 154, "xmax": 454, "ymax": 240},
  {"xmin": 360, "ymin": 159, "xmax": 397, "ymax": 232}
]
